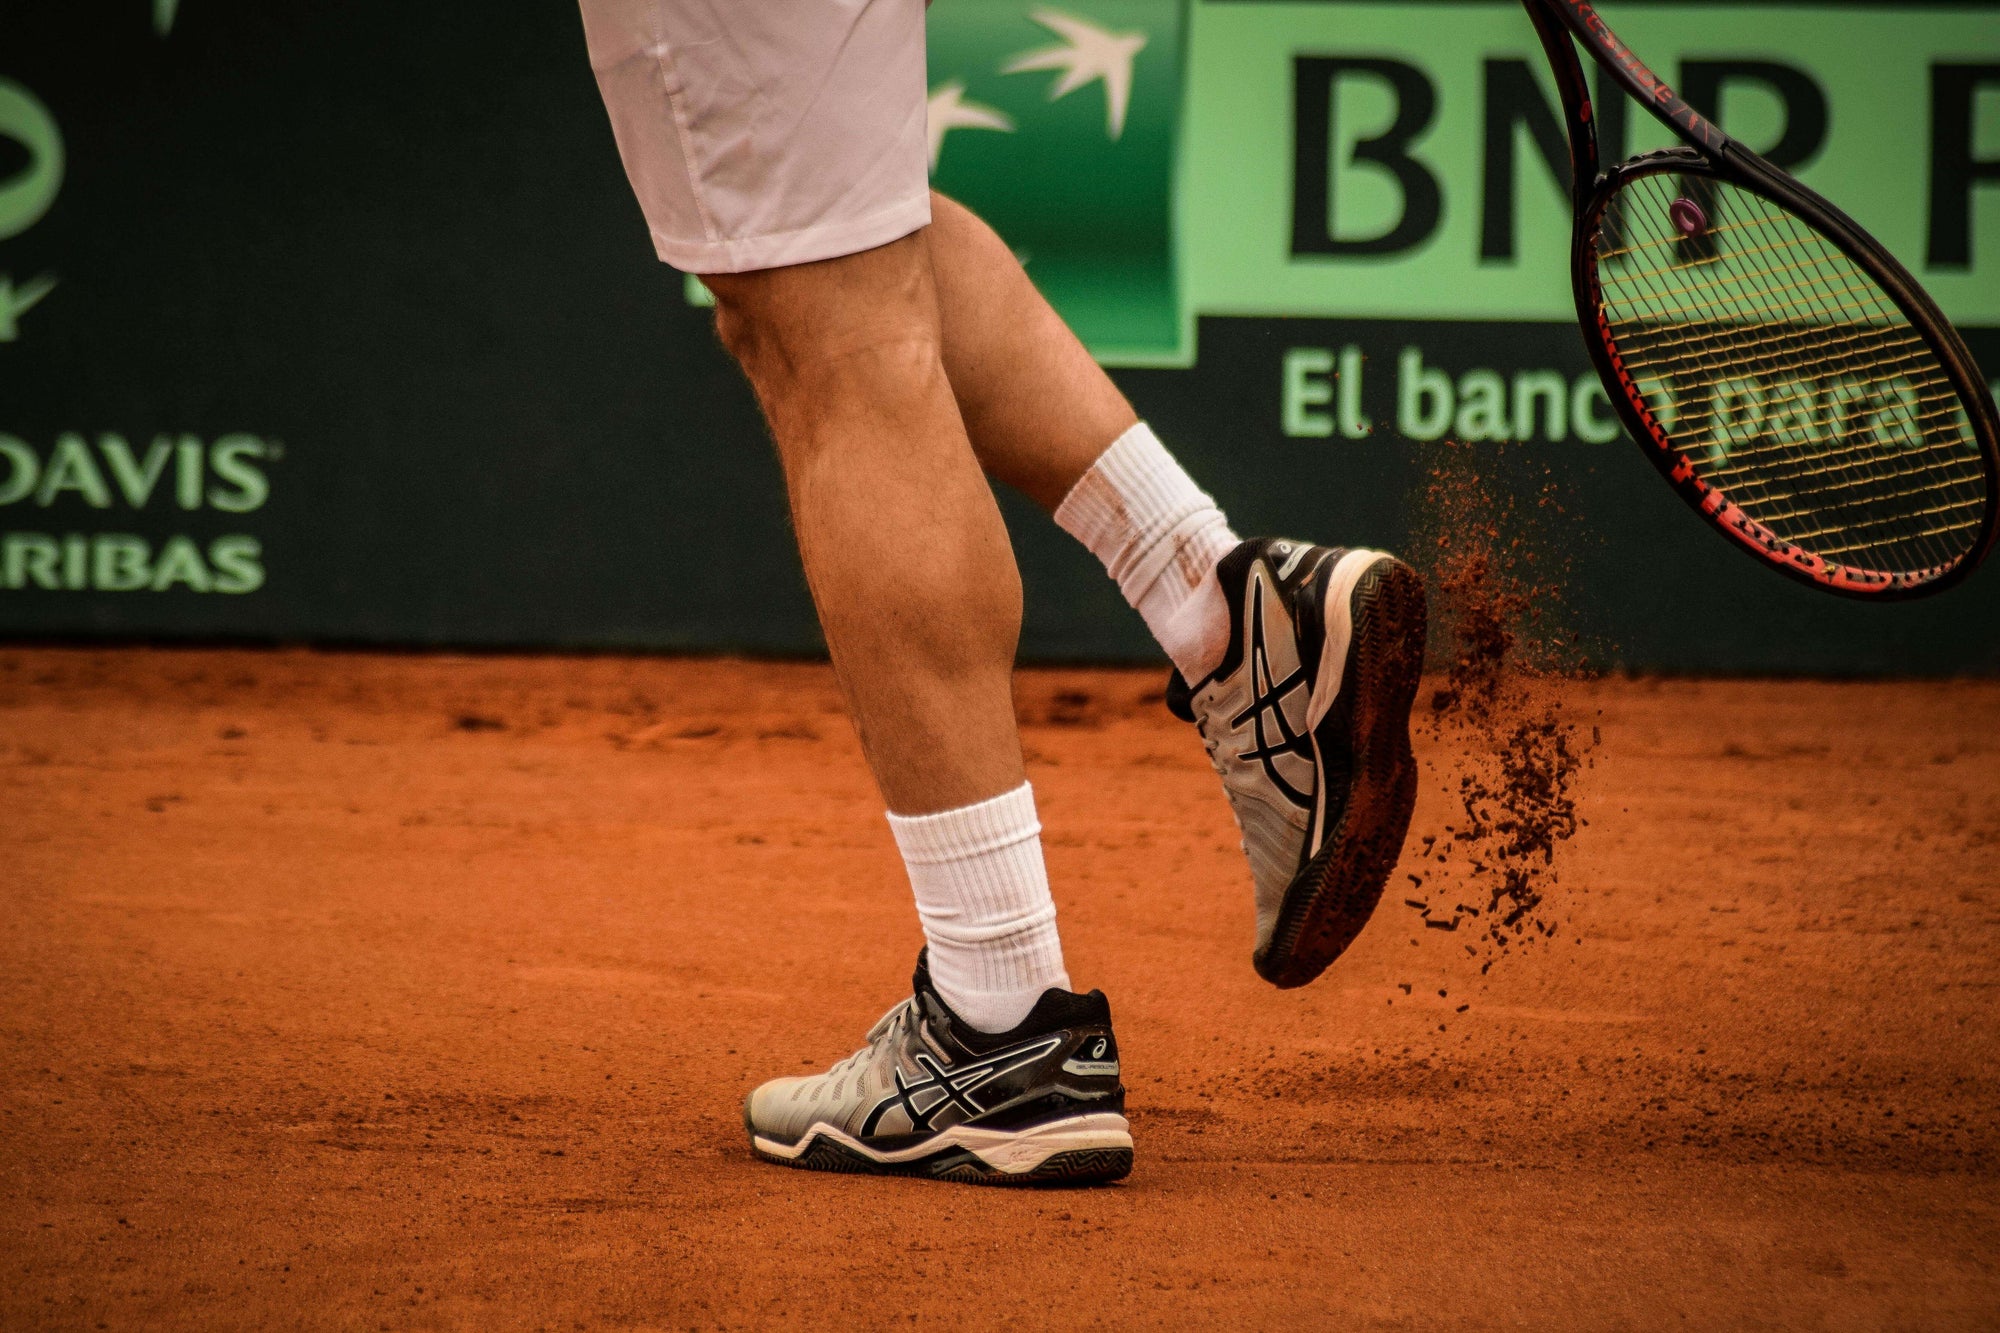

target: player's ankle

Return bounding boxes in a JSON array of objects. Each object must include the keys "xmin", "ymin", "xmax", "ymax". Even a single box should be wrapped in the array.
[
  {"xmin": 888, "ymin": 783, "xmax": 1071, "ymax": 1035},
  {"xmin": 930, "ymin": 972, "xmax": 1057, "ymax": 1034},
  {"xmin": 1056, "ymin": 422, "xmax": 1239, "ymax": 679},
  {"xmin": 1156, "ymin": 570, "xmax": 1232, "ymax": 682}
]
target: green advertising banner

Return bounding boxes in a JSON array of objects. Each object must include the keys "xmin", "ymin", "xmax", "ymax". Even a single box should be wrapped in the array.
[
  {"xmin": 928, "ymin": 1, "xmax": 2000, "ymax": 362},
  {"xmin": 2, "ymin": 1, "xmax": 1998, "ymax": 671},
  {"xmin": 930, "ymin": 2, "xmax": 1187, "ymax": 363}
]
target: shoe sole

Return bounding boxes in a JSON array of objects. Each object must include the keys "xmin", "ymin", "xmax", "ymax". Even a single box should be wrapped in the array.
[
  {"xmin": 1256, "ymin": 556, "xmax": 1428, "ymax": 989},
  {"xmin": 750, "ymin": 1112, "xmax": 1133, "ymax": 1186}
]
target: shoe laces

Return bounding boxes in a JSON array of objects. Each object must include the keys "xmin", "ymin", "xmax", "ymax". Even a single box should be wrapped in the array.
[{"xmin": 826, "ymin": 998, "xmax": 913, "ymax": 1078}]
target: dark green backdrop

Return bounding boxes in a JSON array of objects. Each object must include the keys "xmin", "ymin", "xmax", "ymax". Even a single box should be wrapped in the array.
[{"xmin": 2, "ymin": 1, "xmax": 1996, "ymax": 672}]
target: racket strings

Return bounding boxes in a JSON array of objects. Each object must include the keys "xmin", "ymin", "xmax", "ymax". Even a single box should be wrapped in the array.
[
  {"xmin": 1592, "ymin": 171, "xmax": 1986, "ymax": 577},
  {"xmin": 1613, "ymin": 283, "xmax": 1931, "ymax": 333},
  {"xmin": 1606, "ymin": 189, "xmax": 1912, "ymax": 404},
  {"xmin": 1639, "ymin": 367, "xmax": 1974, "ymax": 457},
  {"xmin": 1616, "ymin": 348, "xmax": 1960, "ymax": 420},
  {"xmin": 1720, "ymin": 466, "xmax": 1986, "ymax": 531},
  {"xmin": 1705, "ymin": 446, "xmax": 1986, "ymax": 504},
  {"xmin": 1642, "ymin": 197, "xmax": 1988, "ymax": 574},
  {"xmin": 1601, "ymin": 226, "xmax": 1883, "ymax": 282},
  {"xmin": 1683, "ymin": 200, "xmax": 1989, "ymax": 572}
]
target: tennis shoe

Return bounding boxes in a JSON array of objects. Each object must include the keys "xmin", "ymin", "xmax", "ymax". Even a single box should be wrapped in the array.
[
  {"xmin": 1167, "ymin": 539, "xmax": 1428, "ymax": 988},
  {"xmin": 744, "ymin": 951, "xmax": 1132, "ymax": 1184}
]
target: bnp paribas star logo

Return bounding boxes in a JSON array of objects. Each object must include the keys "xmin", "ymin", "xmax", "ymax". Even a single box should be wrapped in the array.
[
  {"xmin": 928, "ymin": 9, "xmax": 1148, "ymax": 165},
  {"xmin": 926, "ymin": 2, "xmax": 1187, "ymax": 367}
]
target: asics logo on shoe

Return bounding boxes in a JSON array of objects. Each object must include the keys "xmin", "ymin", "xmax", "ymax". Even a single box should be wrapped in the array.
[
  {"xmin": 861, "ymin": 1034, "xmax": 1063, "ymax": 1135},
  {"xmin": 1228, "ymin": 579, "xmax": 1314, "ymax": 810},
  {"xmin": 1061, "ymin": 1035, "xmax": 1120, "ymax": 1077}
]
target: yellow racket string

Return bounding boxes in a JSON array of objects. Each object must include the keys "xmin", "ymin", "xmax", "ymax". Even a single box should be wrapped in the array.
[{"xmin": 1593, "ymin": 172, "xmax": 1986, "ymax": 577}]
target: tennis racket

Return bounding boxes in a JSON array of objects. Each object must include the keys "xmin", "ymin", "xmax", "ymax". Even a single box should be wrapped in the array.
[{"xmin": 1525, "ymin": 0, "xmax": 2000, "ymax": 597}]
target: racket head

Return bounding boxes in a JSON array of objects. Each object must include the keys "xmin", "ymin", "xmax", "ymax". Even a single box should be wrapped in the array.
[{"xmin": 1573, "ymin": 150, "xmax": 2000, "ymax": 598}]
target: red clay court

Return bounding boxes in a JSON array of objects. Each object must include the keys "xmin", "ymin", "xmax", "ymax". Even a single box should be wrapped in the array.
[{"xmin": 4, "ymin": 648, "xmax": 1996, "ymax": 1328}]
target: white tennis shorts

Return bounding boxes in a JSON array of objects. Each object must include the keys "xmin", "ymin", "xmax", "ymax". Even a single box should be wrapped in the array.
[{"xmin": 577, "ymin": 0, "xmax": 932, "ymax": 274}]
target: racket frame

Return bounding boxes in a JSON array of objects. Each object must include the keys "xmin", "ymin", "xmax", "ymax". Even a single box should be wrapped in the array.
[{"xmin": 1527, "ymin": 0, "xmax": 2000, "ymax": 598}]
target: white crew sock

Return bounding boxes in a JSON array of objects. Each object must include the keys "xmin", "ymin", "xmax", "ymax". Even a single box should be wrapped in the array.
[
  {"xmin": 887, "ymin": 782, "xmax": 1070, "ymax": 1034},
  {"xmin": 1054, "ymin": 421, "xmax": 1239, "ymax": 683}
]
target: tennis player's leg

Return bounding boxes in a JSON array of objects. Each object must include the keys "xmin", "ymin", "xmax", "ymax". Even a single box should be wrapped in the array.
[
  {"xmin": 709, "ymin": 244, "xmax": 1131, "ymax": 1180},
  {"xmin": 706, "ymin": 244, "xmax": 1025, "ymax": 818},
  {"xmin": 580, "ymin": 0, "xmax": 1073, "ymax": 1028},
  {"xmin": 926, "ymin": 191, "xmax": 1429, "ymax": 988},
  {"xmin": 577, "ymin": 0, "xmax": 1131, "ymax": 1181},
  {"xmin": 924, "ymin": 193, "xmax": 1233, "ymax": 677}
]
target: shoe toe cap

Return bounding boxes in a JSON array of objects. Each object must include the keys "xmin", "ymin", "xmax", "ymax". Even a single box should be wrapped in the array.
[{"xmin": 744, "ymin": 1075, "xmax": 813, "ymax": 1139}]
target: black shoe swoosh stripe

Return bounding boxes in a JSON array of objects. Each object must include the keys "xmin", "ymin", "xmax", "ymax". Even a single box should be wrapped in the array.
[
  {"xmin": 1227, "ymin": 576, "xmax": 1314, "ymax": 810},
  {"xmin": 859, "ymin": 1035, "xmax": 1064, "ymax": 1136}
]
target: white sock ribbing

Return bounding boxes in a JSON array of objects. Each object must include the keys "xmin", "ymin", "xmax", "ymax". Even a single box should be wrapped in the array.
[
  {"xmin": 1054, "ymin": 421, "xmax": 1239, "ymax": 682},
  {"xmin": 887, "ymin": 782, "xmax": 1070, "ymax": 1034}
]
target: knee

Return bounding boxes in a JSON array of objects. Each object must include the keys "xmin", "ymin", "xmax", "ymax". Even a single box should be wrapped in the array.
[
  {"xmin": 707, "ymin": 272, "xmax": 854, "ymax": 387},
  {"xmin": 705, "ymin": 257, "xmax": 944, "ymax": 394}
]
